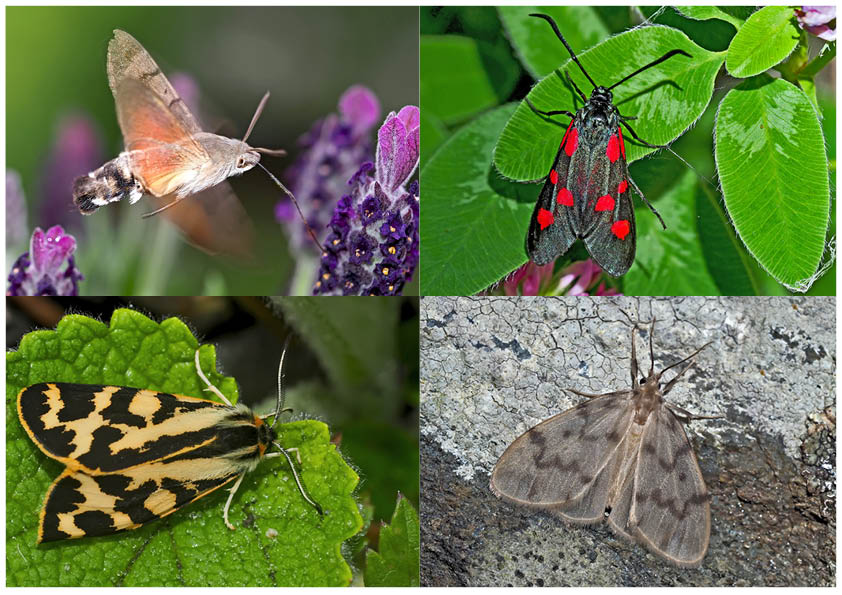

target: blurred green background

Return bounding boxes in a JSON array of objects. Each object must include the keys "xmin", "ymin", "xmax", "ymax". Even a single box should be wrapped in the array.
[
  {"xmin": 420, "ymin": 6, "xmax": 835, "ymax": 296},
  {"xmin": 6, "ymin": 6, "xmax": 419, "ymax": 295}
]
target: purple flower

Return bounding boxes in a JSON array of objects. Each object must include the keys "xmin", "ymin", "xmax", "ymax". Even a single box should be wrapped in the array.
[
  {"xmin": 279, "ymin": 85, "xmax": 381, "ymax": 252},
  {"xmin": 40, "ymin": 114, "xmax": 103, "ymax": 231},
  {"xmin": 7, "ymin": 225, "xmax": 83, "ymax": 296},
  {"xmin": 6, "ymin": 170, "xmax": 28, "ymax": 247},
  {"xmin": 796, "ymin": 6, "xmax": 836, "ymax": 40},
  {"xmin": 314, "ymin": 106, "xmax": 420, "ymax": 296},
  {"xmin": 558, "ymin": 260, "xmax": 621, "ymax": 296}
]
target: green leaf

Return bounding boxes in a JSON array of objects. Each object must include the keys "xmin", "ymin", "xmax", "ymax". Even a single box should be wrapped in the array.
[
  {"xmin": 6, "ymin": 309, "xmax": 362, "ymax": 587},
  {"xmin": 714, "ymin": 76, "xmax": 830, "ymax": 291},
  {"xmin": 364, "ymin": 496, "xmax": 420, "ymax": 587},
  {"xmin": 674, "ymin": 6, "xmax": 750, "ymax": 29},
  {"xmin": 725, "ymin": 6, "xmax": 800, "ymax": 78},
  {"xmin": 420, "ymin": 35, "xmax": 518, "ymax": 125},
  {"xmin": 623, "ymin": 167, "xmax": 719, "ymax": 295},
  {"xmin": 498, "ymin": 6, "xmax": 610, "ymax": 78},
  {"xmin": 420, "ymin": 104, "xmax": 535, "ymax": 296},
  {"xmin": 495, "ymin": 26, "xmax": 724, "ymax": 181}
]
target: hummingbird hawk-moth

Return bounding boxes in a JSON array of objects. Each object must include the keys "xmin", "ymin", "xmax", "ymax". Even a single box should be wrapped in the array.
[{"xmin": 72, "ymin": 30, "xmax": 295, "ymax": 256}]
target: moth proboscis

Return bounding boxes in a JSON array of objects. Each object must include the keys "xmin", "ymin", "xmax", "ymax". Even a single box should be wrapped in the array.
[
  {"xmin": 490, "ymin": 320, "xmax": 721, "ymax": 567},
  {"xmin": 17, "ymin": 338, "xmax": 322, "ymax": 543}
]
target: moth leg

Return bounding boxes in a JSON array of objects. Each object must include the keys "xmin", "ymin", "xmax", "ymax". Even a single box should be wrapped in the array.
[
  {"xmin": 265, "ymin": 446, "xmax": 302, "ymax": 464},
  {"xmin": 564, "ymin": 70, "xmax": 588, "ymax": 103},
  {"xmin": 567, "ymin": 388, "xmax": 631, "ymax": 400},
  {"xmin": 524, "ymin": 97, "xmax": 574, "ymax": 120},
  {"xmin": 272, "ymin": 442, "xmax": 324, "ymax": 515},
  {"xmin": 259, "ymin": 407, "xmax": 292, "ymax": 422},
  {"xmin": 627, "ymin": 176, "xmax": 667, "ymax": 230},
  {"xmin": 142, "ymin": 194, "xmax": 187, "ymax": 218},
  {"xmin": 194, "ymin": 349, "xmax": 233, "ymax": 406},
  {"xmin": 620, "ymin": 119, "xmax": 668, "ymax": 149},
  {"xmin": 668, "ymin": 404, "xmax": 724, "ymax": 423},
  {"xmin": 223, "ymin": 472, "xmax": 246, "ymax": 530}
]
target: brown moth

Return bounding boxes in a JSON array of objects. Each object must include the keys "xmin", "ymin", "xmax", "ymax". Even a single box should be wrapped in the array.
[
  {"xmin": 72, "ymin": 30, "xmax": 298, "ymax": 256},
  {"xmin": 490, "ymin": 320, "xmax": 719, "ymax": 567}
]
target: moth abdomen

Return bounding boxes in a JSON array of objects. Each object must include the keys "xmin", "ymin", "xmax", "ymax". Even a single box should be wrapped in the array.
[{"xmin": 72, "ymin": 152, "xmax": 143, "ymax": 214}]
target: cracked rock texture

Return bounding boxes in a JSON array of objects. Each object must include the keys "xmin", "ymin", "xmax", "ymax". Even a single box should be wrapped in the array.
[{"xmin": 420, "ymin": 296, "xmax": 835, "ymax": 586}]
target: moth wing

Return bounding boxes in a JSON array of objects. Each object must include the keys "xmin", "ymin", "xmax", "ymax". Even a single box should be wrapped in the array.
[
  {"xmin": 629, "ymin": 405, "xmax": 711, "ymax": 567},
  {"xmin": 526, "ymin": 122, "xmax": 578, "ymax": 266},
  {"xmin": 581, "ymin": 130, "xmax": 635, "ymax": 277},
  {"xmin": 17, "ymin": 384, "xmax": 230, "ymax": 474},
  {"xmin": 490, "ymin": 393, "xmax": 634, "ymax": 509},
  {"xmin": 107, "ymin": 29, "xmax": 203, "ymax": 134},
  {"xmin": 149, "ymin": 183, "xmax": 255, "ymax": 257},
  {"xmin": 113, "ymin": 77, "xmax": 209, "ymax": 197},
  {"xmin": 38, "ymin": 466, "xmax": 238, "ymax": 542}
]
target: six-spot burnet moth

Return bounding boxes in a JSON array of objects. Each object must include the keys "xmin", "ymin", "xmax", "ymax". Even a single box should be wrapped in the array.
[
  {"xmin": 16, "ymin": 338, "xmax": 322, "ymax": 543},
  {"xmin": 525, "ymin": 13, "xmax": 691, "ymax": 277}
]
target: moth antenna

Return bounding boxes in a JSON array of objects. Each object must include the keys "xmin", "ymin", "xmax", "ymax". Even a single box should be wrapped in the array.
[
  {"xmin": 608, "ymin": 49, "xmax": 692, "ymax": 91},
  {"xmin": 272, "ymin": 441, "xmax": 324, "ymax": 516},
  {"xmin": 271, "ymin": 335, "xmax": 293, "ymax": 430},
  {"xmin": 242, "ymin": 91, "xmax": 271, "ymax": 144},
  {"xmin": 648, "ymin": 318, "xmax": 656, "ymax": 376},
  {"xmin": 658, "ymin": 340, "xmax": 713, "ymax": 392},
  {"xmin": 530, "ymin": 13, "xmax": 598, "ymax": 89},
  {"xmin": 256, "ymin": 162, "xmax": 325, "ymax": 253},
  {"xmin": 630, "ymin": 325, "xmax": 640, "ymax": 388}
]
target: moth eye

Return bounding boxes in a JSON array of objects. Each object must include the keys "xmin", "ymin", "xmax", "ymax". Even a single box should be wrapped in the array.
[{"xmin": 237, "ymin": 159, "xmax": 245, "ymax": 168}]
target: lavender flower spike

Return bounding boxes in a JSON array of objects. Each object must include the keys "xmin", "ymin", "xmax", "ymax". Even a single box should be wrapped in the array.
[
  {"xmin": 314, "ymin": 106, "xmax": 420, "ymax": 295},
  {"xmin": 7, "ymin": 225, "xmax": 83, "ymax": 296}
]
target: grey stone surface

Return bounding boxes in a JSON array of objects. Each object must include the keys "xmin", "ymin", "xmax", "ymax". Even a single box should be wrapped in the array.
[{"xmin": 420, "ymin": 296, "xmax": 835, "ymax": 586}]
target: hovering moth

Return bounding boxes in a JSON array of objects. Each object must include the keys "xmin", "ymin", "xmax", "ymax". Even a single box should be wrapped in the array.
[
  {"xmin": 491, "ymin": 320, "xmax": 719, "ymax": 567},
  {"xmin": 72, "ymin": 30, "xmax": 292, "ymax": 256},
  {"xmin": 17, "ymin": 342, "xmax": 322, "ymax": 542}
]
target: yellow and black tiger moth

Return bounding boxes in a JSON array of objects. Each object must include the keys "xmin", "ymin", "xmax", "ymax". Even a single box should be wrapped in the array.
[{"xmin": 17, "ymin": 346, "xmax": 322, "ymax": 543}]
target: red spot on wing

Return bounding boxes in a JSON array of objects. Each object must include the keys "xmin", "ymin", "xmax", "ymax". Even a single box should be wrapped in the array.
[
  {"xmin": 611, "ymin": 220, "xmax": 630, "ymax": 240},
  {"xmin": 549, "ymin": 170, "xmax": 558, "ymax": 185},
  {"xmin": 595, "ymin": 195, "xmax": 615, "ymax": 212},
  {"xmin": 618, "ymin": 127, "xmax": 626, "ymax": 159},
  {"xmin": 617, "ymin": 180, "xmax": 628, "ymax": 194},
  {"xmin": 537, "ymin": 208, "xmax": 555, "ymax": 230},
  {"xmin": 606, "ymin": 135, "xmax": 620, "ymax": 163},
  {"xmin": 565, "ymin": 127, "xmax": 579, "ymax": 157},
  {"xmin": 557, "ymin": 188, "xmax": 573, "ymax": 206}
]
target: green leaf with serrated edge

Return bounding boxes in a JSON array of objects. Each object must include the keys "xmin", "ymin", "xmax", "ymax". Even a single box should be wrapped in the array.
[
  {"xmin": 498, "ymin": 6, "xmax": 610, "ymax": 79},
  {"xmin": 714, "ymin": 76, "xmax": 830, "ymax": 292},
  {"xmin": 421, "ymin": 35, "xmax": 510, "ymax": 125},
  {"xmin": 364, "ymin": 496, "xmax": 420, "ymax": 587},
  {"xmin": 420, "ymin": 104, "xmax": 535, "ymax": 296},
  {"xmin": 6, "ymin": 308, "xmax": 362, "ymax": 587},
  {"xmin": 623, "ymin": 168, "xmax": 718, "ymax": 295},
  {"xmin": 674, "ymin": 6, "xmax": 749, "ymax": 29},
  {"xmin": 725, "ymin": 6, "xmax": 800, "ymax": 78},
  {"xmin": 495, "ymin": 26, "xmax": 723, "ymax": 182}
]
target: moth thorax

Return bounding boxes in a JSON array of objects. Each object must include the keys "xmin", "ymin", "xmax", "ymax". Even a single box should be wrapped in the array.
[
  {"xmin": 633, "ymin": 382, "xmax": 661, "ymax": 424},
  {"xmin": 72, "ymin": 153, "xmax": 143, "ymax": 214}
]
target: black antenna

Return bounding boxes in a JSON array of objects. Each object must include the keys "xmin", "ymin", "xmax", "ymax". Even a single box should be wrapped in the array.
[
  {"xmin": 608, "ymin": 49, "xmax": 691, "ymax": 91},
  {"xmin": 530, "ymin": 13, "xmax": 598, "ymax": 88},
  {"xmin": 530, "ymin": 13, "xmax": 691, "ymax": 93}
]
